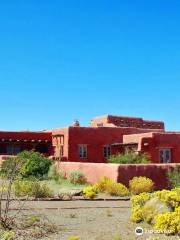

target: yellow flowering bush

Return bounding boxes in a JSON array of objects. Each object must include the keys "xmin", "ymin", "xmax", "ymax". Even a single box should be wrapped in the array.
[
  {"xmin": 131, "ymin": 192, "xmax": 151, "ymax": 207},
  {"xmin": 95, "ymin": 176, "xmax": 113, "ymax": 192},
  {"xmin": 154, "ymin": 188, "xmax": 180, "ymax": 209},
  {"xmin": 106, "ymin": 182, "xmax": 129, "ymax": 197},
  {"xmin": 130, "ymin": 205, "xmax": 143, "ymax": 223},
  {"xmin": 130, "ymin": 188, "xmax": 180, "ymax": 236},
  {"xmin": 83, "ymin": 185, "xmax": 97, "ymax": 199},
  {"xmin": 129, "ymin": 176, "xmax": 154, "ymax": 195},
  {"xmin": 130, "ymin": 192, "xmax": 151, "ymax": 222},
  {"xmin": 83, "ymin": 176, "xmax": 129, "ymax": 198},
  {"xmin": 67, "ymin": 236, "xmax": 80, "ymax": 240},
  {"xmin": 154, "ymin": 207, "xmax": 180, "ymax": 235}
]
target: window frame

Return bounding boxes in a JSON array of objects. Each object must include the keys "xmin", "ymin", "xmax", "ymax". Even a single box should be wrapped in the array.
[
  {"xmin": 79, "ymin": 145, "xmax": 88, "ymax": 158},
  {"xmin": 159, "ymin": 148, "xmax": 172, "ymax": 163},
  {"xmin": 103, "ymin": 145, "xmax": 111, "ymax": 159}
]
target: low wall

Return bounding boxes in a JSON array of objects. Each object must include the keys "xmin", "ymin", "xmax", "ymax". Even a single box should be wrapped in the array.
[
  {"xmin": 58, "ymin": 162, "xmax": 180, "ymax": 190},
  {"xmin": 0, "ymin": 155, "xmax": 11, "ymax": 164}
]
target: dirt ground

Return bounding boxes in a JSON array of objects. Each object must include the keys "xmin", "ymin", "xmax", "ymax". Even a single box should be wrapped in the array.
[
  {"xmin": 8, "ymin": 200, "xmax": 180, "ymax": 240},
  {"xmin": 7, "ymin": 201, "xmax": 179, "ymax": 240}
]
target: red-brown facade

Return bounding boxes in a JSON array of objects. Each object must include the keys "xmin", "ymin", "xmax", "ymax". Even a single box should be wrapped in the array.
[
  {"xmin": 0, "ymin": 131, "xmax": 52, "ymax": 157},
  {"xmin": 1, "ymin": 114, "xmax": 180, "ymax": 163}
]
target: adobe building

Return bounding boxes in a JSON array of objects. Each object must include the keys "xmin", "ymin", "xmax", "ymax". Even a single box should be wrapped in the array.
[
  {"xmin": 0, "ymin": 131, "xmax": 52, "ymax": 156},
  {"xmin": 0, "ymin": 114, "xmax": 180, "ymax": 163}
]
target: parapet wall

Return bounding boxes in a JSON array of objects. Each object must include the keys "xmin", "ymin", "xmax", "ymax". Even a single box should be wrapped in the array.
[{"xmin": 58, "ymin": 162, "xmax": 180, "ymax": 190}]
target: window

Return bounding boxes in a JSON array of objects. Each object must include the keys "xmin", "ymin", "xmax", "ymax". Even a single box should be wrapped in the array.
[
  {"xmin": 60, "ymin": 135, "xmax": 64, "ymax": 144},
  {"xmin": 79, "ymin": 145, "xmax": 87, "ymax": 158},
  {"xmin": 60, "ymin": 145, "xmax": 64, "ymax": 157},
  {"xmin": 159, "ymin": 149, "xmax": 171, "ymax": 163},
  {"xmin": 103, "ymin": 145, "xmax": 111, "ymax": 158},
  {"xmin": 6, "ymin": 145, "xmax": 13, "ymax": 155},
  {"xmin": 6, "ymin": 145, "xmax": 21, "ymax": 155}
]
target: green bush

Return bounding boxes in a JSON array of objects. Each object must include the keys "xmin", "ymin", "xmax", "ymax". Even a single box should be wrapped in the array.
[
  {"xmin": 108, "ymin": 151, "xmax": 150, "ymax": 164},
  {"xmin": 167, "ymin": 166, "xmax": 180, "ymax": 188},
  {"xmin": 68, "ymin": 170, "xmax": 87, "ymax": 185},
  {"xmin": 48, "ymin": 164, "xmax": 66, "ymax": 183},
  {"xmin": 1, "ymin": 151, "xmax": 52, "ymax": 180},
  {"xmin": 20, "ymin": 151, "xmax": 52, "ymax": 179}
]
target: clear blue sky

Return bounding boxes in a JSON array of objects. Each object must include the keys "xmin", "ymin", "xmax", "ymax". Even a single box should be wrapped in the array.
[{"xmin": 0, "ymin": 1, "xmax": 180, "ymax": 131}]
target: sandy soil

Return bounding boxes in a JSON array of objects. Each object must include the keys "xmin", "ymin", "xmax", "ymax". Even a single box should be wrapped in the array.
[{"xmin": 7, "ymin": 200, "xmax": 180, "ymax": 240}]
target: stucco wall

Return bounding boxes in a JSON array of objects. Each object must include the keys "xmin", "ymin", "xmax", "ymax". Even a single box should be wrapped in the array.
[
  {"xmin": 58, "ymin": 162, "xmax": 180, "ymax": 190},
  {"xmin": 67, "ymin": 127, "xmax": 157, "ymax": 163}
]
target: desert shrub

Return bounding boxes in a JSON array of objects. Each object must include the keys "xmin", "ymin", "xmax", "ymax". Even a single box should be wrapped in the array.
[
  {"xmin": 0, "ymin": 230, "xmax": 15, "ymax": 240},
  {"xmin": 146, "ymin": 237, "xmax": 160, "ymax": 240},
  {"xmin": 21, "ymin": 215, "xmax": 40, "ymax": 229},
  {"xmin": 142, "ymin": 197, "xmax": 171, "ymax": 224},
  {"xmin": 167, "ymin": 166, "xmax": 180, "ymax": 188},
  {"xmin": 154, "ymin": 207, "xmax": 180, "ymax": 235},
  {"xmin": 112, "ymin": 234, "xmax": 122, "ymax": 240},
  {"xmin": 30, "ymin": 181, "xmax": 53, "ymax": 198},
  {"xmin": 130, "ymin": 205, "xmax": 143, "ymax": 223},
  {"xmin": 83, "ymin": 185, "xmax": 97, "ymax": 199},
  {"xmin": 130, "ymin": 188, "xmax": 180, "ymax": 236},
  {"xmin": 68, "ymin": 170, "xmax": 87, "ymax": 185},
  {"xmin": 94, "ymin": 176, "xmax": 113, "ymax": 192},
  {"xmin": 67, "ymin": 237, "xmax": 80, "ymax": 240},
  {"xmin": 129, "ymin": 176, "xmax": 154, "ymax": 195},
  {"xmin": 89, "ymin": 176, "xmax": 129, "ymax": 197},
  {"xmin": 0, "ymin": 157, "xmax": 24, "ymax": 179},
  {"xmin": 154, "ymin": 188, "xmax": 180, "ymax": 209},
  {"xmin": 108, "ymin": 151, "xmax": 150, "ymax": 164},
  {"xmin": 58, "ymin": 192, "xmax": 73, "ymax": 200},
  {"xmin": 13, "ymin": 180, "xmax": 53, "ymax": 198},
  {"xmin": 13, "ymin": 180, "xmax": 34, "ymax": 197},
  {"xmin": 130, "ymin": 192, "xmax": 151, "ymax": 222},
  {"xmin": 48, "ymin": 164, "xmax": 66, "ymax": 183},
  {"xmin": 106, "ymin": 182, "xmax": 129, "ymax": 197}
]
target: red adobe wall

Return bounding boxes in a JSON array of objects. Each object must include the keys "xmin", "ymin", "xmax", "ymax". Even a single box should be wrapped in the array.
[
  {"xmin": 52, "ymin": 128, "xmax": 69, "ymax": 160},
  {"xmin": 67, "ymin": 127, "xmax": 159, "ymax": 163},
  {"xmin": 145, "ymin": 133, "xmax": 180, "ymax": 163},
  {"xmin": 0, "ymin": 131, "xmax": 52, "ymax": 141},
  {"xmin": 59, "ymin": 162, "xmax": 180, "ymax": 190},
  {"xmin": 91, "ymin": 115, "xmax": 165, "ymax": 130},
  {"xmin": 124, "ymin": 132, "xmax": 180, "ymax": 163},
  {"xmin": 0, "ymin": 131, "xmax": 53, "ymax": 156}
]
